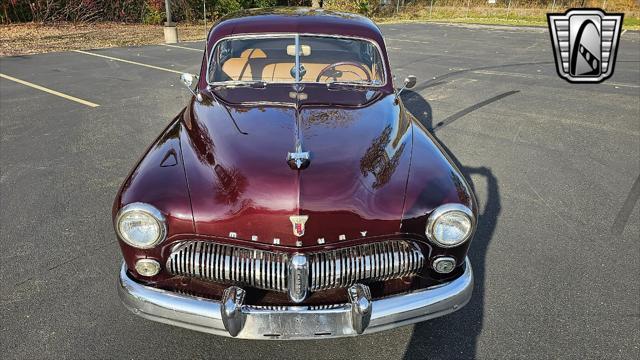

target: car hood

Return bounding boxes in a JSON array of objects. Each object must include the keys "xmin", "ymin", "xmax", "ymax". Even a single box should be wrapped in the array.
[{"xmin": 179, "ymin": 88, "xmax": 412, "ymax": 248}]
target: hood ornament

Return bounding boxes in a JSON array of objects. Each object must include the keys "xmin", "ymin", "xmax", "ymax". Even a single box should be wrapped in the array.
[
  {"xmin": 287, "ymin": 142, "xmax": 310, "ymax": 170},
  {"xmin": 289, "ymin": 215, "xmax": 309, "ymax": 237}
]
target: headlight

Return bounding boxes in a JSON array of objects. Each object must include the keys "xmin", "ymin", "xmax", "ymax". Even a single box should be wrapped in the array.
[
  {"xmin": 115, "ymin": 203, "xmax": 166, "ymax": 249},
  {"xmin": 426, "ymin": 203, "xmax": 475, "ymax": 248}
]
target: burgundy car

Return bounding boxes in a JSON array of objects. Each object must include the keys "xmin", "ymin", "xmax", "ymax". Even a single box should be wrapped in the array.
[{"xmin": 115, "ymin": 7, "xmax": 476, "ymax": 339}]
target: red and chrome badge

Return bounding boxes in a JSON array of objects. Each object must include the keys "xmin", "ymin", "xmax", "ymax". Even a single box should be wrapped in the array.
[{"xmin": 289, "ymin": 215, "xmax": 309, "ymax": 237}]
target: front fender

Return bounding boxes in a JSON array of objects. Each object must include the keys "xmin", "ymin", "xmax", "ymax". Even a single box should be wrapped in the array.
[
  {"xmin": 112, "ymin": 110, "xmax": 195, "ymax": 276},
  {"xmin": 400, "ymin": 116, "xmax": 478, "ymax": 263}
]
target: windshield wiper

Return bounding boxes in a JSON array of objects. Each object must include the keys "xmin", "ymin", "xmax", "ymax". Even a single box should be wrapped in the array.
[
  {"xmin": 212, "ymin": 80, "xmax": 267, "ymax": 89},
  {"xmin": 326, "ymin": 81, "xmax": 375, "ymax": 90}
]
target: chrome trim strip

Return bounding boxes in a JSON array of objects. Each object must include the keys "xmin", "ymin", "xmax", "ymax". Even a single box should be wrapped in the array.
[
  {"xmin": 294, "ymin": 34, "xmax": 301, "ymax": 82},
  {"xmin": 118, "ymin": 258, "xmax": 473, "ymax": 339},
  {"xmin": 205, "ymin": 33, "xmax": 389, "ymax": 88}
]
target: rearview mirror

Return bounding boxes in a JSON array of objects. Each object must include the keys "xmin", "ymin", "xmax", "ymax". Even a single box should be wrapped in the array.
[{"xmin": 286, "ymin": 44, "xmax": 311, "ymax": 56}]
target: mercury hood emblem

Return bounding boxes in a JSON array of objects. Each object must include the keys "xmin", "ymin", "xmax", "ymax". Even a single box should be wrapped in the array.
[
  {"xmin": 287, "ymin": 142, "xmax": 310, "ymax": 170},
  {"xmin": 289, "ymin": 215, "xmax": 309, "ymax": 237}
]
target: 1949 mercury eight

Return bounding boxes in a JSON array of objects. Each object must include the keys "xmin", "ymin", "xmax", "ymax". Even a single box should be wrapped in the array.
[{"xmin": 115, "ymin": 7, "xmax": 477, "ymax": 339}]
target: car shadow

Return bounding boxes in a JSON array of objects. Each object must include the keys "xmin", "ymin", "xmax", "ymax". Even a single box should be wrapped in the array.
[{"xmin": 400, "ymin": 90, "xmax": 502, "ymax": 359}]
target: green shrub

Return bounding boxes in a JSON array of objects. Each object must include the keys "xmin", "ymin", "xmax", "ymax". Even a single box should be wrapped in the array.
[
  {"xmin": 254, "ymin": 0, "xmax": 279, "ymax": 8},
  {"xmin": 143, "ymin": 8, "xmax": 164, "ymax": 24},
  {"xmin": 214, "ymin": 0, "xmax": 244, "ymax": 16}
]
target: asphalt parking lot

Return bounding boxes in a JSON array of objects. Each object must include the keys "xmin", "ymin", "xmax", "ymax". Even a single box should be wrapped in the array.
[{"xmin": 1, "ymin": 22, "xmax": 639, "ymax": 359}]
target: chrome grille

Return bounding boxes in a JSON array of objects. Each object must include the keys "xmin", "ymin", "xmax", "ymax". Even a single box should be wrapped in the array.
[
  {"xmin": 166, "ymin": 240, "xmax": 424, "ymax": 293},
  {"xmin": 308, "ymin": 241, "xmax": 424, "ymax": 291},
  {"xmin": 167, "ymin": 242, "xmax": 289, "ymax": 292},
  {"xmin": 244, "ymin": 304, "xmax": 346, "ymax": 311}
]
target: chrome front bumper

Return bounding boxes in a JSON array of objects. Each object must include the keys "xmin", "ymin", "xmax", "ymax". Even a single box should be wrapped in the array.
[{"xmin": 118, "ymin": 258, "xmax": 473, "ymax": 340}]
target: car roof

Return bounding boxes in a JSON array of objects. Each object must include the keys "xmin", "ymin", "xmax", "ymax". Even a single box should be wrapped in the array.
[{"xmin": 207, "ymin": 7, "xmax": 385, "ymax": 47}]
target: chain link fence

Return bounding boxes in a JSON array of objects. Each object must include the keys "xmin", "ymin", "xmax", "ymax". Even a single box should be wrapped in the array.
[{"xmin": 325, "ymin": 0, "xmax": 639, "ymax": 25}]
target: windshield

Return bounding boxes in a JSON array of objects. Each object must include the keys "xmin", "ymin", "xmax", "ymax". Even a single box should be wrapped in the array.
[{"xmin": 208, "ymin": 34, "xmax": 385, "ymax": 86}]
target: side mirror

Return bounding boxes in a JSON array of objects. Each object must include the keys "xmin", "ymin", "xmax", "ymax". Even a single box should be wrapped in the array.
[
  {"xmin": 180, "ymin": 73, "xmax": 201, "ymax": 100},
  {"xmin": 397, "ymin": 75, "xmax": 417, "ymax": 98},
  {"xmin": 404, "ymin": 75, "xmax": 417, "ymax": 89},
  {"xmin": 180, "ymin": 73, "xmax": 194, "ymax": 88}
]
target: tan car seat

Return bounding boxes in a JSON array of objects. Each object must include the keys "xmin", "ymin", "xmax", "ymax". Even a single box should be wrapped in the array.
[
  {"xmin": 221, "ymin": 48, "xmax": 268, "ymax": 81},
  {"xmin": 221, "ymin": 48, "xmax": 375, "ymax": 83}
]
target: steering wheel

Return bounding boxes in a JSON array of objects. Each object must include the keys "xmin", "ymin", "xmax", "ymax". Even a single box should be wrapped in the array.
[{"xmin": 315, "ymin": 61, "xmax": 372, "ymax": 83}]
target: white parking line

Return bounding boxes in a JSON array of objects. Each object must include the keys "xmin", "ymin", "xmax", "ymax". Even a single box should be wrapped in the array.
[
  {"xmin": 162, "ymin": 44, "xmax": 202, "ymax": 52},
  {"xmin": 472, "ymin": 69, "xmax": 640, "ymax": 88},
  {"xmin": 0, "ymin": 73, "xmax": 100, "ymax": 108},
  {"xmin": 606, "ymin": 81, "xmax": 640, "ymax": 88},
  {"xmin": 73, "ymin": 50, "xmax": 186, "ymax": 75},
  {"xmin": 387, "ymin": 38, "xmax": 429, "ymax": 44},
  {"xmin": 473, "ymin": 69, "xmax": 545, "ymax": 80}
]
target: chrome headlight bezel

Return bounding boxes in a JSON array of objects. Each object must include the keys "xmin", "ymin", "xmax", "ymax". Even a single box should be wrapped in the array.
[
  {"xmin": 115, "ymin": 202, "xmax": 166, "ymax": 249},
  {"xmin": 426, "ymin": 203, "xmax": 475, "ymax": 248}
]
